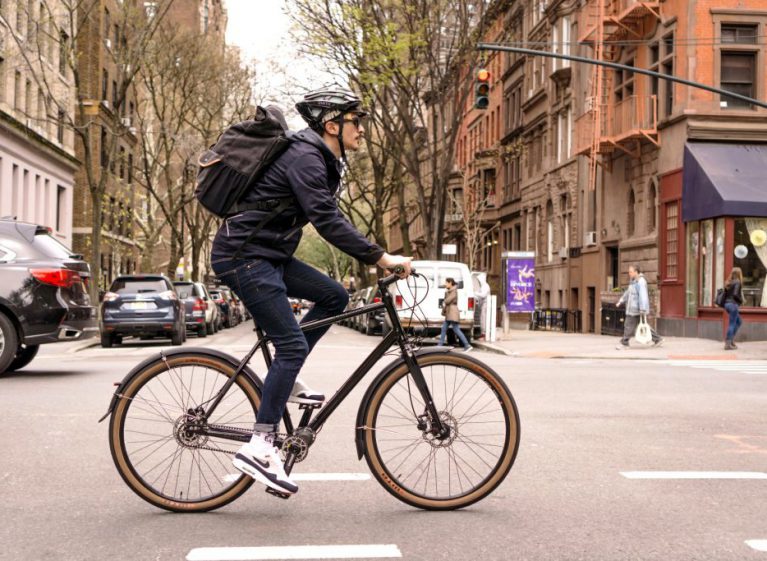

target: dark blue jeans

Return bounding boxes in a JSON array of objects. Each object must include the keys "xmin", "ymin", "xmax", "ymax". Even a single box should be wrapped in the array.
[
  {"xmin": 212, "ymin": 257, "xmax": 349, "ymax": 433},
  {"xmin": 439, "ymin": 320, "xmax": 470, "ymax": 349},
  {"xmin": 725, "ymin": 302, "xmax": 742, "ymax": 341}
]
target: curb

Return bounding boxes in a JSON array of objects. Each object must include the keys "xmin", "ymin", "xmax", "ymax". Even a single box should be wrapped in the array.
[
  {"xmin": 65, "ymin": 338, "xmax": 100, "ymax": 353},
  {"xmin": 472, "ymin": 341, "xmax": 517, "ymax": 356}
]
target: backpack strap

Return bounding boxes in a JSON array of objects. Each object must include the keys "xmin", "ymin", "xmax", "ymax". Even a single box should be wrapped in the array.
[{"xmin": 231, "ymin": 197, "xmax": 296, "ymax": 259}]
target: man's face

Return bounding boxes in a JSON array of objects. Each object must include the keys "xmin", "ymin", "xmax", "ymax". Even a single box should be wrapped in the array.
[
  {"xmin": 327, "ymin": 113, "xmax": 365, "ymax": 151},
  {"xmin": 628, "ymin": 267, "xmax": 637, "ymax": 279}
]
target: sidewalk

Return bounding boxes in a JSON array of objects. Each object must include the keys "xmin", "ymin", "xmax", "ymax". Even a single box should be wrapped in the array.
[{"xmin": 473, "ymin": 329, "xmax": 766, "ymax": 360}]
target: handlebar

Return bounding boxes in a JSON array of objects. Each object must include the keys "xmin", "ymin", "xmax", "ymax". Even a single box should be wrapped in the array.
[{"xmin": 379, "ymin": 266, "xmax": 417, "ymax": 288}]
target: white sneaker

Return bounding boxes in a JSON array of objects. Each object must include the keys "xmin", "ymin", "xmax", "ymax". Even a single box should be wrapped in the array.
[
  {"xmin": 288, "ymin": 377, "xmax": 325, "ymax": 405},
  {"xmin": 462, "ymin": 346, "xmax": 474, "ymax": 353},
  {"xmin": 232, "ymin": 433, "xmax": 298, "ymax": 494}
]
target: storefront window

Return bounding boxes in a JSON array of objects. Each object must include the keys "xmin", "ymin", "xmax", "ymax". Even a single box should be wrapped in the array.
[
  {"xmin": 715, "ymin": 219, "xmax": 725, "ymax": 295},
  {"xmin": 734, "ymin": 218, "xmax": 767, "ymax": 307},
  {"xmin": 686, "ymin": 222, "xmax": 699, "ymax": 316},
  {"xmin": 700, "ymin": 220, "xmax": 714, "ymax": 306}
]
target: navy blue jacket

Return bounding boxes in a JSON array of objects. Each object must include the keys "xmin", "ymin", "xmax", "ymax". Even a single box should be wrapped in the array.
[{"xmin": 211, "ymin": 128, "xmax": 385, "ymax": 265}]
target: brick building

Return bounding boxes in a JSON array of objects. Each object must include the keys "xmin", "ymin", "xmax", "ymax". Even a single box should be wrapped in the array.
[{"xmin": 400, "ymin": 0, "xmax": 767, "ymax": 340}]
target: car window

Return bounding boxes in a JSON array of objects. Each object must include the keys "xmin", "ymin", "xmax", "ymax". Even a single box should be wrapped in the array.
[
  {"xmin": 174, "ymin": 284, "xmax": 194, "ymax": 299},
  {"xmin": 112, "ymin": 279, "xmax": 167, "ymax": 294},
  {"xmin": 438, "ymin": 268, "xmax": 464, "ymax": 289},
  {"xmin": 33, "ymin": 231, "xmax": 74, "ymax": 259}
]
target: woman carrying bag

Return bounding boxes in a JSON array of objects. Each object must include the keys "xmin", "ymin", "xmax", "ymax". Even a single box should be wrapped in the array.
[{"xmin": 723, "ymin": 267, "xmax": 744, "ymax": 350}]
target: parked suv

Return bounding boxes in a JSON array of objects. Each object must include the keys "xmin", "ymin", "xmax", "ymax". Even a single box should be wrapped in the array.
[
  {"xmin": 0, "ymin": 219, "xmax": 98, "ymax": 374},
  {"xmin": 100, "ymin": 275, "xmax": 185, "ymax": 347},
  {"xmin": 173, "ymin": 281, "xmax": 218, "ymax": 337}
]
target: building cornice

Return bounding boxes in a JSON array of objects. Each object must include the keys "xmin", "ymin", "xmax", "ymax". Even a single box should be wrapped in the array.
[{"xmin": 0, "ymin": 111, "xmax": 80, "ymax": 170}]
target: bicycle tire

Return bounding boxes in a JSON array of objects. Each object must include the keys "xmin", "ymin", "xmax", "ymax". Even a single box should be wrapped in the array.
[
  {"xmin": 361, "ymin": 352, "xmax": 520, "ymax": 510},
  {"xmin": 109, "ymin": 354, "xmax": 260, "ymax": 512}
]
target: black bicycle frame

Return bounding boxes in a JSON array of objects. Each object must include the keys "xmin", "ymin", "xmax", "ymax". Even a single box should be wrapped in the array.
[{"xmin": 202, "ymin": 273, "xmax": 445, "ymax": 438}]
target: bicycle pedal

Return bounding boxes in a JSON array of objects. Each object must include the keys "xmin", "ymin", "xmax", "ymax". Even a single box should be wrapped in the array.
[
  {"xmin": 265, "ymin": 487, "xmax": 291, "ymax": 500},
  {"xmin": 298, "ymin": 403, "xmax": 322, "ymax": 410}
]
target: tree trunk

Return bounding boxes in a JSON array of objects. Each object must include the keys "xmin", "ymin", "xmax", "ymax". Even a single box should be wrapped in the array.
[
  {"xmin": 396, "ymin": 180, "xmax": 412, "ymax": 256},
  {"xmin": 89, "ymin": 192, "xmax": 104, "ymax": 302}
]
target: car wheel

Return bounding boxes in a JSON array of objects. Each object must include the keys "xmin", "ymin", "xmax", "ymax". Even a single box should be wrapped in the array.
[
  {"xmin": 100, "ymin": 334, "xmax": 113, "ymax": 348},
  {"xmin": 171, "ymin": 329, "xmax": 184, "ymax": 346},
  {"xmin": 114, "ymin": 336, "xmax": 123, "ymax": 345},
  {"xmin": 198, "ymin": 323, "xmax": 208, "ymax": 337},
  {"xmin": 7, "ymin": 344, "xmax": 40, "ymax": 372},
  {"xmin": 207, "ymin": 321, "xmax": 214, "ymax": 334},
  {"xmin": 0, "ymin": 313, "xmax": 20, "ymax": 374}
]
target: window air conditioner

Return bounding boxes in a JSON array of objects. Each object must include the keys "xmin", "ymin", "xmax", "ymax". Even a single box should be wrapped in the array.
[
  {"xmin": 584, "ymin": 231, "xmax": 597, "ymax": 246},
  {"xmin": 558, "ymin": 247, "xmax": 568, "ymax": 259}
]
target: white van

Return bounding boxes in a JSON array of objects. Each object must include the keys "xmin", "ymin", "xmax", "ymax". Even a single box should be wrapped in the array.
[{"xmin": 385, "ymin": 260, "xmax": 475, "ymax": 340}]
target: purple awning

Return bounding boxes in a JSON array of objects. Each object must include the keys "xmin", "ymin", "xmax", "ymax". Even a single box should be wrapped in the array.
[{"xmin": 682, "ymin": 142, "xmax": 767, "ymax": 222}]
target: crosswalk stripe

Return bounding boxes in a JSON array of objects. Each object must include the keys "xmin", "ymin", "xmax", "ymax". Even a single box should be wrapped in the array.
[
  {"xmin": 746, "ymin": 540, "xmax": 767, "ymax": 552},
  {"xmin": 186, "ymin": 544, "xmax": 402, "ymax": 560}
]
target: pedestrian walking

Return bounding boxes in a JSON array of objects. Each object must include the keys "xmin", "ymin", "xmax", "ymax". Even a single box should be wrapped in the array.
[
  {"xmin": 723, "ymin": 267, "xmax": 744, "ymax": 350},
  {"xmin": 439, "ymin": 277, "xmax": 473, "ymax": 352},
  {"xmin": 475, "ymin": 272, "xmax": 490, "ymax": 340},
  {"xmin": 616, "ymin": 264, "xmax": 663, "ymax": 349}
]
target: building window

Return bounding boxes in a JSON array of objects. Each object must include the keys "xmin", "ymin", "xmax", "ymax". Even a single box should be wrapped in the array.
[
  {"xmin": 647, "ymin": 182, "xmax": 657, "ymax": 232},
  {"xmin": 100, "ymin": 126, "xmax": 108, "ymax": 167},
  {"xmin": 665, "ymin": 201, "xmax": 679, "ymax": 279},
  {"xmin": 102, "ymin": 69, "xmax": 108, "ymax": 101},
  {"xmin": 119, "ymin": 146, "xmax": 125, "ymax": 179},
  {"xmin": 56, "ymin": 185, "xmax": 65, "ymax": 231},
  {"xmin": 721, "ymin": 52, "xmax": 756, "ymax": 109},
  {"xmin": 59, "ymin": 30, "xmax": 68, "ymax": 75},
  {"xmin": 685, "ymin": 221, "xmax": 699, "ymax": 316},
  {"xmin": 112, "ymin": 79, "xmax": 118, "ymax": 109},
  {"xmin": 14, "ymin": 70, "xmax": 21, "ymax": 110},
  {"xmin": 57, "ymin": 110, "xmax": 65, "ymax": 143},
  {"xmin": 700, "ymin": 219, "xmax": 714, "ymax": 306},
  {"xmin": 649, "ymin": 33, "xmax": 675, "ymax": 119},
  {"xmin": 627, "ymin": 188, "xmax": 635, "ymax": 237},
  {"xmin": 722, "ymin": 24, "xmax": 757, "ymax": 44},
  {"xmin": 734, "ymin": 218, "xmax": 767, "ymax": 307},
  {"xmin": 127, "ymin": 153, "xmax": 133, "ymax": 184}
]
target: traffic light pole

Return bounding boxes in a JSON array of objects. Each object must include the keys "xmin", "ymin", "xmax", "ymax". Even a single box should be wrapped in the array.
[{"xmin": 476, "ymin": 43, "xmax": 767, "ymax": 110}]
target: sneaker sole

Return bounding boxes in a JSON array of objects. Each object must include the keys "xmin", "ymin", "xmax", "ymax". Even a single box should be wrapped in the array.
[
  {"xmin": 287, "ymin": 396, "xmax": 325, "ymax": 405},
  {"xmin": 232, "ymin": 455, "xmax": 298, "ymax": 495}
]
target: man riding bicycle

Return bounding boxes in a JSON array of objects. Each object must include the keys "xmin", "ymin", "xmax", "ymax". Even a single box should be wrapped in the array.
[{"xmin": 210, "ymin": 85, "xmax": 412, "ymax": 495}]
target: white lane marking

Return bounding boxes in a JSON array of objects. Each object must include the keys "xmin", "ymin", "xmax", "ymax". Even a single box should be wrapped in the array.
[
  {"xmin": 746, "ymin": 540, "xmax": 767, "ymax": 552},
  {"xmin": 621, "ymin": 471, "xmax": 767, "ymax": 479},
  {"xmin": 223, "ymin": 472, "xmax": 370, "ymax": 483},
  {"xmin": 186, "ymin": 544, "xmax": 402, "ymax": 560}
]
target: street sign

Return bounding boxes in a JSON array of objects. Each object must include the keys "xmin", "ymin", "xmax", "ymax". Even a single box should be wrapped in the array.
[{"xmin": 442, "ymin": 244, "xmax": 457, "ymax": 255}]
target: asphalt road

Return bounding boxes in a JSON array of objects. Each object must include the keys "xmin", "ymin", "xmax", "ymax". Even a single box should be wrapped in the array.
[{"xmin": 1, "ymin": 321, "xmax": 766, "ymax": 561}]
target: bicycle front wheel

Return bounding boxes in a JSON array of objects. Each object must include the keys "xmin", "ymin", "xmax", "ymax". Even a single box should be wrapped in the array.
[
  {"xmin": 361, "ymin": 352, "xmax": 520, "ymax": 510},
  {"xmin": 109, "ymin": 354, "xmax": 260, "ymax": 512}
]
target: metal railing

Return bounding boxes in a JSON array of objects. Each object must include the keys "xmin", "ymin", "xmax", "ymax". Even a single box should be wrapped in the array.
[{"xmin": 530, "ymin": 308, "xmax": 582, "ymax": 333}]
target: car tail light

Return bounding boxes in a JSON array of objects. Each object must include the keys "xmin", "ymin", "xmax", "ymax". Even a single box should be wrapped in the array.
[
  {"xmin": 103, "ymin": 291, "xmax": 119, "ymax": 302},
  {"xmin": 373, "ymin": 296, "xmax": 382, "ymax": 303},
  {"xmin": 30, "ymin": 268, "xmax": 82, "ymax": 288},
  {"xmin": 193, "ymin": 298, "xmax": 205, "ymax": 311},
  {"xmin": 468, "ymin": 297, "xmax": 475, "ymax": 311},
  {"xmin": 395, "ymin": 295, "xmax": 403, "ymax": 308}
]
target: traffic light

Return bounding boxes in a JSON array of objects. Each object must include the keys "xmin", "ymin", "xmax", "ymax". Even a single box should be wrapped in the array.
[{"xmin": 474, "ymin": 68, "xmax": 490, "ymax": 110}]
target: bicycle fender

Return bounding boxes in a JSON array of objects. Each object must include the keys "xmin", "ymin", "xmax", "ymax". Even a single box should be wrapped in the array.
[
  {"xmin": 354, "ymin": 346, "xmax": 453, "ymax": 460},
  {"xmin": 98, "ymin": 347, "xmax": 263, "ymax": 422}
]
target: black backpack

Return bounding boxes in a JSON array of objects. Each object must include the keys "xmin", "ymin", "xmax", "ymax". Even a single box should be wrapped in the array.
[
  {"xmin": 715, "ymin": 287, "xmax": 726, "ymax": 307},
  {"xmin": 195, "ymin": 105, "xmax": 292, "ymax": 218}
]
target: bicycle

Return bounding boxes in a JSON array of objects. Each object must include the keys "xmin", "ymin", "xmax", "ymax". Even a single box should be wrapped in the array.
[{"xmin": 100, "ymin": 269, "xmax": 520, "ymax": 512}]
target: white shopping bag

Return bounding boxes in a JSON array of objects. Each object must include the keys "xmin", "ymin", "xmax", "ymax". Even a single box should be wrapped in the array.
[{"xmin": 634, "ymin": 315, "xmax": 652, "ymax": 345}]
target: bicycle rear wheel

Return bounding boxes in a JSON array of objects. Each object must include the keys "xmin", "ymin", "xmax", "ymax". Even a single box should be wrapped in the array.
[
  {"xmin": 361, "ymin": 352, "xmax": 520, "ymax": 510},
  {"xmin": 109, "ymin": 354, "xmax": 259, "ymax": 512}
]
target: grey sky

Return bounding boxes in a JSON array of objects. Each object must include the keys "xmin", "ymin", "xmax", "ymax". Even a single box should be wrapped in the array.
[{"xmin": 224, "ymin": 0, "xmax": 336, "ymax": 126}]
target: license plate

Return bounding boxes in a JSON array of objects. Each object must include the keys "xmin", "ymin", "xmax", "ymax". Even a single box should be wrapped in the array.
[{"xmin": 126, "ymin": 301, "xmax": 153, "ymax": 310}]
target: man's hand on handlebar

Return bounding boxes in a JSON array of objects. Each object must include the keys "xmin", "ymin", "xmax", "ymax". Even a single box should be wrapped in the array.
[{"xmin": 376, "ymin": 253, "xmax": 413, "ymax": 278}]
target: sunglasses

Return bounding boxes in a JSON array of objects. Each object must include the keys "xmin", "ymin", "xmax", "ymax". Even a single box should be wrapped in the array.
[{"xmin": 341, "ymin": 116, "xmax": 364, "ymax": 128}]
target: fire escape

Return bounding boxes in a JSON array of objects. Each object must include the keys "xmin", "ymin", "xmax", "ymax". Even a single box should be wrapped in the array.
[{"xmin": 575, "ymin": 0, "xmax": 662, "ymax": 190}]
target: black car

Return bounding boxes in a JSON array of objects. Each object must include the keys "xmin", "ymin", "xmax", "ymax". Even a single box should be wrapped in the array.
[
  {"xmin": 0, "ymin": 219, "xmax": 97, "ymax": 374},
  {"xmin": 360, "ymin": 288, "xmax": 385, "ymax": 336},
  {"xmin": 100, "ymin": 275, "xmax": 185, "ymax": 347}
]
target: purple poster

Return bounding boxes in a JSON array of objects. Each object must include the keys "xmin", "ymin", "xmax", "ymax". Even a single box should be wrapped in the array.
[{"xmin": 505, "ymin": 253, "xmax": 535, "ymax": 312}]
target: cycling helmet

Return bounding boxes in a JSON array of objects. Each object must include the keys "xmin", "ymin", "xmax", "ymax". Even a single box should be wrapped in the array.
[{"xmin": 296, "ymin": 84, "xmax": 367, "ymax": 131}]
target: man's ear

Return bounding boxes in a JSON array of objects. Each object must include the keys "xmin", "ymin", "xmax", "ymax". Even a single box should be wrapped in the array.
[{"xmin": 324, "ymin": 120, "xmax": 338, "ymax": 136}]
